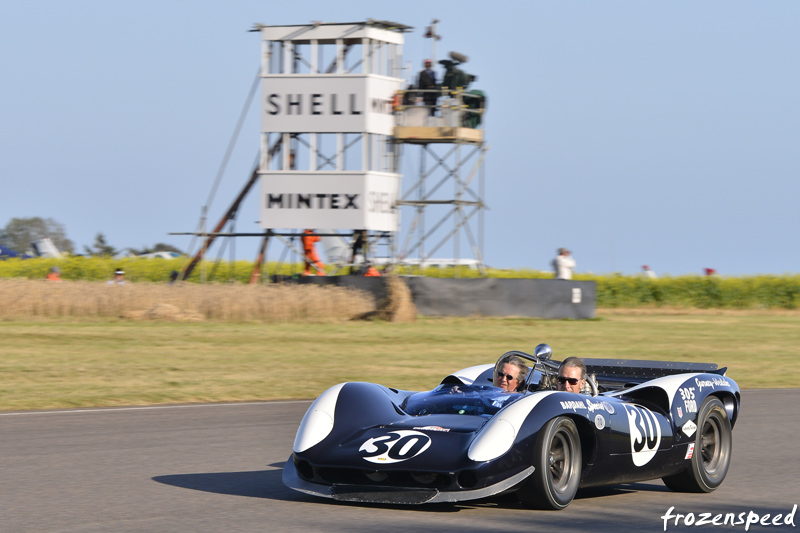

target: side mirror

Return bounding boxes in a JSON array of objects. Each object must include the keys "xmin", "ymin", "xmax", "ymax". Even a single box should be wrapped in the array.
[{"xmin": 533, "ymin": 343, "xmax": 552, "ymax": 361}]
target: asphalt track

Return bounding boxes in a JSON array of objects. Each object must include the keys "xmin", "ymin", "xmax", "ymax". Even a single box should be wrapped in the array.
[{"xmin": 2, "ymin": 390, "xmax": 798, "ymax": 533}]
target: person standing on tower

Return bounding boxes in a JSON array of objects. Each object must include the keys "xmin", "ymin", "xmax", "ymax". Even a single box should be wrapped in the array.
[{"xmin": 417, "ymin": 59, "xmax": 438, "ymax": 116}]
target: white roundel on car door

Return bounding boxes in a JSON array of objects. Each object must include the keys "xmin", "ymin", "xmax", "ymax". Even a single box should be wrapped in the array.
[{"xmin": 624, "ymin": 405, "xmax": 662, "ymax": 467}]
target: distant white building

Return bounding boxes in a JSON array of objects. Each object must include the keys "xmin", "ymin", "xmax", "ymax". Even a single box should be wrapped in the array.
[
  {"xmin": 31, "ymin": 238, "xmax": 62, "ymax": 258},
  {"xmin": 137, "ymin": 251, "xmax": 182, "ymax": 259}
]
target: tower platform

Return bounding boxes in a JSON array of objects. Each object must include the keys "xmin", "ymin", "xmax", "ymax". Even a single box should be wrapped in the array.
[{"xmin": 393, "ymin": 126, "xmax": 483, "ymax": 144}]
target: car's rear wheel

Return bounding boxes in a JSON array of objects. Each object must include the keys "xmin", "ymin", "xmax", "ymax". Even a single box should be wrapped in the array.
[
  {"xmin": 517, "ymin": 416, "xmax": 581, "ymax": 510},
  {"xmin": 662, "ymin": 397, "xmax": 732, "ymax": 492}
]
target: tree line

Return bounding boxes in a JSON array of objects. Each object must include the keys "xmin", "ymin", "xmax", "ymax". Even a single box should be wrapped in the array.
[{"xmin": 0, "ymin": 217, "xmax": 182, "ymax": 257}]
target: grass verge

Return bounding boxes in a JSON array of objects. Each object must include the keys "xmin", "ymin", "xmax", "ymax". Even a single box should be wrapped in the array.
[{"xmin": 1, "ymin": 311, "xmax": 795, "ymax": 411}]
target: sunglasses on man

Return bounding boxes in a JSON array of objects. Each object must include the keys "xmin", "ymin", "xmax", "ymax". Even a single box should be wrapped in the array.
[
  {"xmin": 557, "ymin": 376, "xmax": 581, "ymax": 385},
  {"xmin": 496, "ymin": 371, "xmax": 518, "ymax": 381}
]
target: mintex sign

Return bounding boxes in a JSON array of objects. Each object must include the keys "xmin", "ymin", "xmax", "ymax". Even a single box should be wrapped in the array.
[
  {"xmin": 259, "ymin": 172, "xmax": 399, "ymax": 231},
  {"xmin": 261, "ymin": 76, "xmax": 399, "ymax": 135}
]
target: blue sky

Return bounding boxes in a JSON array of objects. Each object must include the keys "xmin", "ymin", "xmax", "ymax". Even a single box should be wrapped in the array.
[{"xmin": 2, "ymin": 1, "xmax": 798, "ymax": 275}]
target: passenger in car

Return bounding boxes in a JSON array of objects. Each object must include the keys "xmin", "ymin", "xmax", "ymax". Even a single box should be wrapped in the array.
[{"xmin": 493, "ymin": 355, "xmax": 529, "ymax": 392}]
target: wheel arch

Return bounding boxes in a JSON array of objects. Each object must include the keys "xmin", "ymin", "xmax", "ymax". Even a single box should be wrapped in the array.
[
  {"xmin": 662, "ymin": 393, "xmax": 733, "ymax": 492},
  {"xmin": 514, "ymin": 396, "xmax": 598, "ymax": 472},
  {"xmin": 706, "ymin": 390, "xmax": 740, "ymax": 429},
  {"xmin": 564, "ymin": 413, "xmax": 598, "ymax": 474}
]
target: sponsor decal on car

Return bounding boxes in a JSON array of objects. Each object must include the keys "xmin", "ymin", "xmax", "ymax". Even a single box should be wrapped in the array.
[
  {"xmin": 585, "ymin": 399, "xmax": 607, "ymax": 413},
  {"xmin": 677, "ymin": 406, "xmax": 683, "ymax": 418},
  {"xmin": 685, "ymin": 442, "xmax": 695, "ymax": 459},
  {"xmin": 602, "ymin": 401, "xmax": 615, "ymax": 414},
  {"xmin": 359, "ymin": 430, "xmax": 432, "ymax": 464},
  {"xmin": 624, "ymin": 405, "xmax": 662, "ymax": 467},
  {"xmin": 560, "ymin": 400, "xmax": 587, "ymax": 412},
  {"xmin": 682, "ymin": 419, "xmax": 697, "ymax": 438},
  {"xmin": 413, "ymin": 426, "xmax": 450, "ymax": 433},
  {"xmin": 594, "ymin": 414, "xmax": 606, "ymax": 430},
  {"xmin": 694, "ymin": 377, "xmax": 731, "ymax": 392},
  {"xmin": 679, "ymin": 386, "xmax": 698, "ymax": 414}
]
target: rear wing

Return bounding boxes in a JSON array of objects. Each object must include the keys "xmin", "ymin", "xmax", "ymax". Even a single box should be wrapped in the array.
[{"xmin": 582, "ymin": 358, "xmax": 726, "ymax": 392}]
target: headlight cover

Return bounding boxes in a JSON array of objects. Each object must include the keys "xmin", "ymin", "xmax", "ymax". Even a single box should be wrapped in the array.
[{"xmin": 293, "ymin": 383, "xmax": 346, "ymax": 453}]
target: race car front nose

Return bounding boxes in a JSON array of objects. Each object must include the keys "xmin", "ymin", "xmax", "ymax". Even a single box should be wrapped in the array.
[
  {"xmin": 293, "ymin": 383, "xmax": 345, "ymax": 453},
  {"xmin": 467, "ymin": 391, "xmax": 556, "ymax": 462},
  {"xmin": 468, "ymin": 418, "xmax": 515, "ymax": 462}
]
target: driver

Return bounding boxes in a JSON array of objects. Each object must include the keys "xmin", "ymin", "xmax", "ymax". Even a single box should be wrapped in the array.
[
  {"xmin": 557, "ymin": 357, "xmax": 587, "ymax": 394},
  {"xmin": 493, "ymin": 355, "xmax": 529, "ymax": 393}
]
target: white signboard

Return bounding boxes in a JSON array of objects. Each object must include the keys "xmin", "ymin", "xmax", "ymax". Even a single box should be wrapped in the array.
[
  {"xmin": 259, "ymin": 172, "xmax": 399, "ymax": 231},
  {"xmin": 261, "ymin": 76, "xmax": 400, "ymax": 135}
]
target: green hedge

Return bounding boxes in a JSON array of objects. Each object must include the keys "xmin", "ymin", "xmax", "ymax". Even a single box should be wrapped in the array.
[
  {"xmin": 589, "ymin": 274, "xmax": 800, "ymax": 309},
  {"xmin": 2, "ymin": 258, "xmax": 798, "ymax": 309},
  {"xmin": 0, "ymin": 257, "xmax": 302, "ymax": 284}
]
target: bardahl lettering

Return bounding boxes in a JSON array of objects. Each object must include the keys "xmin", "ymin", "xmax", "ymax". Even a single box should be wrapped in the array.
[{"xmin": 560, "ymin": 400, "xmax": 587, "ymax": 412}]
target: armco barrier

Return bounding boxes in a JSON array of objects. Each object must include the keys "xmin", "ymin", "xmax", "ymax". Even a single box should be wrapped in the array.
[{"xmin": 275, "ymin": 276, "xmax": 596, "ymax": 319}]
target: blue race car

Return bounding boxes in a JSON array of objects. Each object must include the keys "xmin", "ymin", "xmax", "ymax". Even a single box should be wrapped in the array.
[{"xmin": 283, "ymin": 344, "xmax": 739, "ymax": 509}]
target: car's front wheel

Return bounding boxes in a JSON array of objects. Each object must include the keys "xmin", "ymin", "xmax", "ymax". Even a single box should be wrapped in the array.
[
  {"xmin": 517, "ymin": 416, "xmax": 582, "ymax": 510},
  {"xmin": 662, "ymin": 397, "xmax": 732, "ymax": 492}
]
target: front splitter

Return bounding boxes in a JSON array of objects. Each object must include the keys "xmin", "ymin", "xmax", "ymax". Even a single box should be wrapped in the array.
[{"xmin": 282, "ymin": 456, "xmax": 534, "ymax": 505}]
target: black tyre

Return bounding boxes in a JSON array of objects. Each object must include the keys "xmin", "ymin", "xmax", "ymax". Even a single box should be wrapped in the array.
[
  {"xmin": 517, "ymin": 417, "xmax": 582, "ymax": 510},
  {"xmin": 662, "ymin": 397, "xmax": 732, "ymax": 492}
]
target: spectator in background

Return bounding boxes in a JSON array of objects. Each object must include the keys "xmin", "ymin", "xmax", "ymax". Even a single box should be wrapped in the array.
[
  {"xmin": 302, "ymin": 229, "xmax": 325, "ymax": 276},
  {"xmin": 45, "ymin": 266, "xmax": 62, "ymax": 281},
  {"xmin": 350, "ymin": 230, "xmax": 367, "ymax": 275},
  {"xmin": 642, "ymin": 265, "xmax": 657, "ymax": 278},
  {"xmin": 168, "ymin": 270, "xmax": 179, "ymax": 284},
  {"xmin": 553, "ymin": 248, "xmax": 576, "ymax": 280},
  {"xmin": 108, "ymin": 268, "xmax": 125, "ymax": 285}
]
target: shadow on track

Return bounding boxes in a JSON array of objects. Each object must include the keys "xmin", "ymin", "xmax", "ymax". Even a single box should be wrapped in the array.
[
  {"xmin": 575, "ymin": 482, "xmax": 671, "ymax": 501},
  {"xmin": 153, "ymin": 469, "xmax": 289, "ymax": 499},
  {"xmin": 153, "ymin": 465, "xmax": 461, "ymax": 512},
  {"xmin": 153, "ymin": 460, "xmax": 669, "ymax": 513}
]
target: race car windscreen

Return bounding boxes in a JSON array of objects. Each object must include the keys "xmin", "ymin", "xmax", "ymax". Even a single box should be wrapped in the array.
[{"xmin": 401, "ymin": 384, "xmax": 523, "ymax": 418}]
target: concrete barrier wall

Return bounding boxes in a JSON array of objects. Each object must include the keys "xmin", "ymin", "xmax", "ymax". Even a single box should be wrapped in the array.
[
  {"xmin": 403, "ymin": 277, "xmax": 595, "ymax": 319},
  {"xmin": 280, "ymin": 276, "xmax": 596, "ymax": 319}
]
